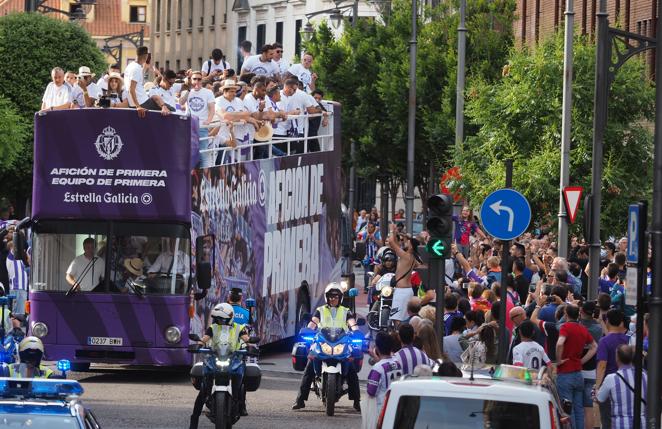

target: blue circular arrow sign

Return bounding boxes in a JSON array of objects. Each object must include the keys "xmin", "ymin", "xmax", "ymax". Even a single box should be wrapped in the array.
[{"xmin": 479, "ymin": 189, "xmax": 532, "ymax": 241}]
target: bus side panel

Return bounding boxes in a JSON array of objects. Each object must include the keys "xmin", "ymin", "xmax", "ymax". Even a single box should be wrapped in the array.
[{"xmin": 191, "ymin": 145, "xmax": 342, "ymax": 344}]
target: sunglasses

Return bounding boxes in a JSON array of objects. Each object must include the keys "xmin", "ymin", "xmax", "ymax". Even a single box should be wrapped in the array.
[
  {"xmin": 192, "ymin": 77, "xmax": 202, "ymax": 81},
  {"xmin": 276, "ymin": 50, "xmax": 283, "ymax": 53}
]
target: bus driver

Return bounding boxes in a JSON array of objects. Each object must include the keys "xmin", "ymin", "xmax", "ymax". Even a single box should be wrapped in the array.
[{"xmin": 66, "ymin": 238, "xmax": 105, "ymax": 292}]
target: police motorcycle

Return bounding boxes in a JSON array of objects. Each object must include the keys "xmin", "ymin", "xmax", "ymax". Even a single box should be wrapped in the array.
[
  {"xmin": 366, "ymin": 273, "xmax": 396, "ymax": 333},
  {"xmin": 188, "ymin": 305, "xmax": 261, "ymax": 429},
  {"xmin": 292, "ymin": 285, "xmax": 366, "ymax": 417}
]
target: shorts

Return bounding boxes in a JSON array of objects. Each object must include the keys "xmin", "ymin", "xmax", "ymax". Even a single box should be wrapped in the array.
[
  {"xmin": 390, "ymin": 287, "xmax": 414, "ymax": 322},
  {"xmin": 583, "ymin": 377, "xmax": 595, "ymax": 407}
]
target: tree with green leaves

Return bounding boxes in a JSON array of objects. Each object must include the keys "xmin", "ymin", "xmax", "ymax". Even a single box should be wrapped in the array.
[
  {"xmin": 456, "ymin": 34, "xmax": 654, "ymax": 236},
  {"xmin": 0, "ymin": 12, "xmax": 106, "ymax": 212}
]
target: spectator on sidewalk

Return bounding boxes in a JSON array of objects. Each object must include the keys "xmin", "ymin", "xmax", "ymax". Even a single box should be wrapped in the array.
[{"xmin": 579, "ymin": 301, "xmax": 603, "ymax": 429}]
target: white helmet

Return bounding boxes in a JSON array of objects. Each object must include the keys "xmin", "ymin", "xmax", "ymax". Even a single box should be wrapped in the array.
[
  {"xmin": 18, "ymin": 336, "xmax": 44, "ymax": 365},
  {"xmin": 211, "ymin": 302, "xmax": 234, "ymax": 325},
  {"xmin": 324, "ymin": 283, "xmax": 344, "ymax": 305}
]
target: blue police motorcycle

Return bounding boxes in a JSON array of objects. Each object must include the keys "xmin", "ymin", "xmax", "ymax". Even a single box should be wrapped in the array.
[
  {"xmin": 295, "ymin": 326, "xmax": 364, "ymax": 416},
  {"xmin": 188, "ymin": 333, "xmax": 261, "ymax": 429}
]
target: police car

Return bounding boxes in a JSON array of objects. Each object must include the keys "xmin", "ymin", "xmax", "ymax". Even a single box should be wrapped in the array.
[
  {"xmin": 377, "ymin": 365, "xmax": 572, "ymax": 429},
  {"xmin": 0, "ymin": 374, "xmax": 101, "ymax": 428}
]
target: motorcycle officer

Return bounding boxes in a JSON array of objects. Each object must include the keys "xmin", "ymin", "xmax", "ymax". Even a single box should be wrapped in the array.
[
  {"xmin": 292, "ymin": 283, "xmax": 362, "ymax": 411},
  {"xmin": 189, "ymin": 303, "xmax": 250, "ymax": 429},
  {"xmin": 2, "ymin": 337, "xmax": 53, "ymax": 378},
  {"xmin": 227, "ymin": 287, "xmax": 250, "ymax": 326}
]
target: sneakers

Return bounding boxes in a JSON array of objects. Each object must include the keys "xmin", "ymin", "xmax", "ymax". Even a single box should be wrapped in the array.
[
  {"xmin": 292, "ymin": 400, "xmax": 305, "ymax": 410},
  {"xmin": 353, "ymin": 400, "xmax": 361, "ymax": 412}
]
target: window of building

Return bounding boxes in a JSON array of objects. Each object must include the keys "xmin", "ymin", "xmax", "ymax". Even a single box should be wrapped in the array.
[
  {"xmin": 276, "ymin": 22, "xmax": 283, "ymax": 44},
  {"xmin": 166, "ymin": 0, "xmax": 172, "ymax": 30},
  {"xmin": 200, "ymin": 0, "xmax": 205, "ymax": 26},
  {"xmin": 187, "ymin": 58, "xmax": 192, "ymax": 69},
  {"xmin": 130, "ymin": 5, "xmax": 147, "ymax": 23},
  {"xmin": 155, "ymin": 61, "xmax": 160, "ymax": 70},
  {"xmin": 188, "ymin": 0, "xmax": 193, "ymax": 28},
  {"xmin": 165, "ymin": 60, "xmax": 170, "ymax": 70},
  {"xmin": 177, "ymin": 0, "xmax": 182, "ymax": 29},
  {"xmin": 198, "ymin": 57, "xmax": 203, "ymax": 69},
  {"xmin": 237, "ymin": 26, "xmax": 247, "ymax": 68},
  {"xmin": 295, "ymin": 19, "xmax": 302, "ymax": 57},
  {"xmin": 256, "ymin": 24, "xmax": 266, "ymax": 49},
  {"xmin": 176, "ymin": 59, "xmax": 181, "ymax": 71},
  {"xmin": 156, "ymin": 0, "xmax": 162, "ymax": 32},
  {"xmin": 211, "ymin": 0, "xmax": 216, "ymax": 25}
]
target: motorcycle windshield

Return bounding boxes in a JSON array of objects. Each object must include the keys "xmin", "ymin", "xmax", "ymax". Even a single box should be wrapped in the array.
[{"xmin": 319, "ymin": 327, "xmax": 346, "ymax": 343}]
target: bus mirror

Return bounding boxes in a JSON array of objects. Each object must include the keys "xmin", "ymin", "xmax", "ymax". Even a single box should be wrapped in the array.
[{"xmin": 197, "ymin": 262, "xmax": 212, "ymax": 290}]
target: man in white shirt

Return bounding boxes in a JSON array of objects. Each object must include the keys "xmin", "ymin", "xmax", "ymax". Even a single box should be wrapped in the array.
[
  {"xmin": 241, "ymin": 44, "xmax": 278, "ymax": 79},
  {"xmin": 41, "ymin": 67, "xmax": 71, "ymax": 111},
  {"xmin": 239, "ymin": 40, "xmax": 252, "ymax": 69},
  {"xmin": 281, "ymin": 79, "xmax": 319, "ymax": 153},
  {"xmin": 287, "ymin": 53, "xmax": 317, "ymax": 93},
  {"xmin": 266, "ymin": 85, "xmax": 294, "ymax": 155},
  {"xmin": 215, "ymin": 79, "xmax": 261, "ymax": 161},
  {"xmin": 186, "ymin": 71, "xmax": 216, "ymax": 167},
  {"xmin": 71, "ymin": 66, "xmax": 100, "ymax": 108},
  {"xmin": 202, "ymin": 48, "xmax": 231, "ymax": 79},
  {"xmin": 66, "ymin": 238, "xmax": 105, "ymax": 292},
  {"xmin": 148, "ymin": 238, "xmax": 190, "ymax": 279},
  {"xmin": 124, "ymin": 46, "xmax": 159, "ymax": 116},
  {"xmin": 271, "ymin": 42, "xmax": 290, "ymax": 77},
  {"xmin": 148, "ymin": 69, "xmax": 178, "ymax": 112}
]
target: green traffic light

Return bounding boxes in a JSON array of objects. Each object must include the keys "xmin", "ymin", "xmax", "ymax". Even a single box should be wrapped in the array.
[{"xmin": 426, "ymin": 238, "xmax": 448, "ymax": 257}]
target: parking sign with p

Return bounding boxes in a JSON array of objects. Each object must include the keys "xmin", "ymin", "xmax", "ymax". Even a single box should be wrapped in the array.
[{"xmin": 627, "ymin": 204, "xmax": 640, "ymax": 264}]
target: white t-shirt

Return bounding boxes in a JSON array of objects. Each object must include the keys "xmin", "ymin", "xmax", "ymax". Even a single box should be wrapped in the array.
[
  {"xmin": 149, "ymin": 85, "xmax": 177, "ymax": 109},
  {"xmin": 42, "ymin": 82, "xmax": 72, "ymax": 109},
  {"xmin": 241, "ymin": 55, "xmax": 278, "ymax": 77},
  {"xmin": 512, "ymin": 340, "xmax": 551, "ymax": 370},
  {"xmin": 288, "ymin": 63, "xmax": 313, "ymax": 92},
  {"xmin": 202, "ymin": 59, "xmax": 231, "ymax": 75},
  {"xmin": 242, "ymin": 92, "xmax": 262, "ymax": 113},
  {"xmin": 66, "ymin": 255, "xmax": 106, "ymax": 292},
  {"xmin": 71, "ymin": 83, "xmax": 100, "ymax": 108},
  {"xmin": 147, "ymin": 250, "xmax": 190, "ymax": 277},
  {"xmin": 273, "ymin": 58, "xmax": 290, "ymax": 76},
  {"xmin": 124, "ymin": 61, "xmax": 148, "ymax": 106},
  {"xmin": 216, "ymin": 96, "xmax": 252, "ymax": 144},
  {"xmin": 186, "ymin": 87, "xmax": 215, "ymax": 122},
  {"xmin": 266, "ymin": 96, "xmax": 288, "ymax": 137},
  {"xmin": 289, "ymin": 89, "xmax": 316, "ymax": 134}
]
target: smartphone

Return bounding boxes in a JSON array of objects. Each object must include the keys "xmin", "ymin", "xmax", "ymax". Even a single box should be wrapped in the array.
[
  {"xmin": 146, "ymin": 53, "xmax": 152, "ymax": 65},
  {"xmin": 529, "ymin": 284, "xmax": 536, "ymax": 293}
]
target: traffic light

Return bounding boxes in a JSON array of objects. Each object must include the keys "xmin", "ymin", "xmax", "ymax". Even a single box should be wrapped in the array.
[{"xmin": 425, "ymin": 193, "xmax": 453, "ymax": 259}]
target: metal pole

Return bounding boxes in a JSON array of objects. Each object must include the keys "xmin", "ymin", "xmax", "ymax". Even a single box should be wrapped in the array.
[
  {"xmin": 646, "ymin": 1, "xmax": 662, "ymax": 424},
  {"xmin": 557, "ymin": 0, "xmax": 575, "ymax": 258},
  {"xmin": 348, "ymin": 140, "xmax": 356, "ymax": 231},
  {"xmin": 432, "ymin": 259, "xmax": 443, "ymax": 349},
  {"xmin": 405, "ymin": 0, "xmax": 417, "ymax": 236},
  {"xmin": 455, "ymin": 0, "xmax": 467, "ymax": 150},
  {"xmin": 634, "ymin": 201, "xmax": 647, "ymax": 429},
  {"xmin": 380, "ymin": 181, "xmax": 389, "ymax": 242},
  {"xmin": 587, "ymin": 0, "xmax": 609, "ymax": 302},
  {"xmin": 352, "ymin": 0, "xmax": 358, "ymax": 27},
  {"xmin": 498, "ymin": 160, "xmax": 513, "ymax": 364}
]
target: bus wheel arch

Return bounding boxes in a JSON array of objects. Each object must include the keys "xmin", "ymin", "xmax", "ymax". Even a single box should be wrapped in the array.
[{"xmin": 295, "ymin": 281, "xmax": 311, "ymax": 332}]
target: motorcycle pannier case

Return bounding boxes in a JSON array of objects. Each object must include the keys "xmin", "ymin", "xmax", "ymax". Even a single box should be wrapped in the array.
[
  {"xmin": 189, "ymin": 362, "xmax": 204, "ymax": 390},
  {"xmin": 291, "ymin": 342, "xmax": 308, "ymax": 371},
  {"xmin": 244, "ymin": 363, "xmax": 262, "ymax": 392}
]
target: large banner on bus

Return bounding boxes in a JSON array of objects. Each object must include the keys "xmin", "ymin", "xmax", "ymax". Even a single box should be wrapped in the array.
[
  {"xmin": 32, "ymin": 110, "xmax": 194, "ymax": 224},
  {"xmin": 191, "ymin": 147, "xmax": 343, "ymax": 343}
]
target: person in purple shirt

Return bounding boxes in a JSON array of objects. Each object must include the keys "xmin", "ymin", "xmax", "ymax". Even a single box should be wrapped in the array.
[
  {"xmin": 443, "ymin": 293, "xmax": 463, "ymax": 336},
  {"xmin": 595, "ymin": 309, "xmax": 631, "ymax": 429},
  {"xmin": 452, "ymin": 206, "xmax": 486, "ymax": 257},
  {"xmin": 394, "ymin": 323, "xmax": 431, "ymax": 375}
]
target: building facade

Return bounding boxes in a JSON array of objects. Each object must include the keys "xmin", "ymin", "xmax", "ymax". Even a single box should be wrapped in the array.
[
  {"xmin": 150, "ymin": 0, "xmax": 378, "ymax": 73},
  {"xmin": 0, "ymin": 1, "xmax": 151, "ymax": 69}
]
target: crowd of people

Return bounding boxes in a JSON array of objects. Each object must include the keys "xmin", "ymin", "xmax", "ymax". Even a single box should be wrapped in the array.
[
  {"xmin": 352, "ymin": 204, "xmax": 650, "ymax": 429},
  {"xmin": 40, "ymin": 43, "xmax": 330, "ymax": 166}
]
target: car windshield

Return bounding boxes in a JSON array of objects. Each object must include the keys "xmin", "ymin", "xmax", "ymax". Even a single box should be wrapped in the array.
[
  {"xmin": 0, "ymin": 414, "xmax": 80, "ymax": 428},
  {"xmin": 394, "ymin": 395, "xmax": 540, "ymax": 429},
  {"xmin": 32, "ymin": 231, "xmax": 190, "ymax": 295}
]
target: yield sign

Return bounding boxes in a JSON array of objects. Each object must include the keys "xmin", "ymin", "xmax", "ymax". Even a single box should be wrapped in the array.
[{"xmin": 563, "ymin": 186, "xmax": 584, "ymax": 224}]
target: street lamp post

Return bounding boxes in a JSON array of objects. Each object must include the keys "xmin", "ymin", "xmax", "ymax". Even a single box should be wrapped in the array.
[
  {"xmin": 101, "ymin": 27, "xmax": 145, "ymax": 69},
  {"xmin": 455, "ymin": 0, "xmax": 466, "ymax": 150},
  {"xmin": 404, "ymin": 0, "xmax": 417, "ymax": 235}
]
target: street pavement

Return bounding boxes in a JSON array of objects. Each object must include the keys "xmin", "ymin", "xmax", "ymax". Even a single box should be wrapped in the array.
[{"xmin": 68, "ymin": 271, "xmax": 373, "ymax": 428}]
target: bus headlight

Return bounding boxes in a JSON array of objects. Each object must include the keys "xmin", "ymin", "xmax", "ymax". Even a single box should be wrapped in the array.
[
  {"xmin": 32, "ymin": 322, "xmax": 48, "ymax": 339},
  {"xmin": 381, "ymin": 286, "xmax": 393, "ymax": 298},
  {"xmin": 165, "ymin": 326, "xmax": 182, "ymax": 344}
]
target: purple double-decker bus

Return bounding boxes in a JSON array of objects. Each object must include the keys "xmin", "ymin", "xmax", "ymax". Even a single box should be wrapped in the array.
[{"xmin": 23, "ymin": 104, "xmax": 345, "ymax": 368}]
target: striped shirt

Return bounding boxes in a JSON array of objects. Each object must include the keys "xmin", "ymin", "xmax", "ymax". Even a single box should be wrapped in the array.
[
  {"xmin": 6, "ymin": 252, "xmax": 28, "ymax": 291},
  {"xmin": 596, "ymin": 365, "xmax": 647, "ymax": 429},
  {"xmin": 366, "ymin": 356, "xmax": 402, "ymax": 410},
  {"xmin": 394, "ymin": 345, "xmax": 432, "ymax": 375}
]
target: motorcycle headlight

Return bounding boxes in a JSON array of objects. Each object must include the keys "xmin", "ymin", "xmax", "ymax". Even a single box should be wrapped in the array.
[
  {"xmin": 332, "ymin": 344, "xmax": 345, "ymax": 355},
  {"xmin": 339, "ymin": 280, "xmax": 349, "ymax": 292},
  {"xmin": 381, "ymin": 286, "xmax": 393, "ymax": 298},
  {"xmin": 165, "ymin": 326, "xmax": 182, "ymax": 344},
  {"xmin": 215, "ymin": 359, "xmax": 230, "ymax": 370},
  {"xmin": 320, "ymin": 343, "xmax": 333, "ymax": 355},
  {"xmin": 32, "ymin": 322, "xmax": 48, "ymax": 339}
]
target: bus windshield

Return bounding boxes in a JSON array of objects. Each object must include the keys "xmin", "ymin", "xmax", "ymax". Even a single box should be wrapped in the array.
[{"xmin": 32, "ymin": 230, "xmax": 190, "ymax": 296}]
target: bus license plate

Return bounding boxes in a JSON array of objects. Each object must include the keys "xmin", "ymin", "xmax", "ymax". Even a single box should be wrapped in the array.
[{"xmin": 87, "ymin": 337, "xmax": 123, "ymax": 346}]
